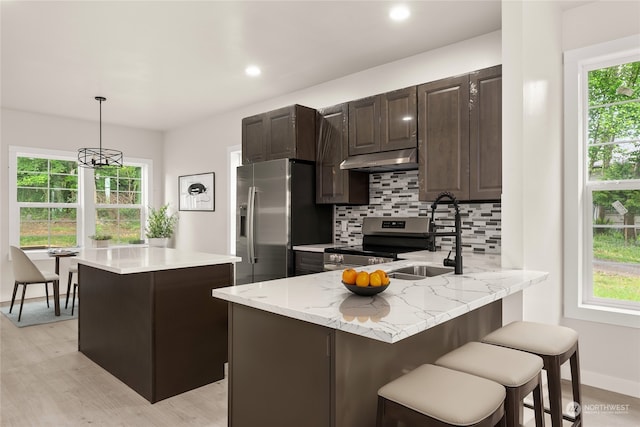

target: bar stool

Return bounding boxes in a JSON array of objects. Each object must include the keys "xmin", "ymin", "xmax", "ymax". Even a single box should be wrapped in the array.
[
  {"xmin": 482, "ymin": 321, "xmax": 582, "ymax": 427},
  {"xmin": 65, "ymin": 264, "xmax": 78, "ymax": 309},
  {"xmin": 377, "ymin": 364, "xmax": 506, "ymax": 427},
  {"xmin": 435, "ymin": 341, "xmax": 545, "ymax": 427}
]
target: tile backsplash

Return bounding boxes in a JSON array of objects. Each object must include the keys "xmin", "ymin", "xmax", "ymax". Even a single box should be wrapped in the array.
[{"xmin": 334, "ymin": 170, "xmax": 501, "ymax": 254}]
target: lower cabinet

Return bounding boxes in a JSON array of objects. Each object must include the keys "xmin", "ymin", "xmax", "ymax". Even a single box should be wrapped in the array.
[
  {"xmin": 294, "ymin": 250, "xmax": 325, "ymax": 275},
  {"xmin": 229, "ymin": 304, "xmax": 332, "ymax": 427}
]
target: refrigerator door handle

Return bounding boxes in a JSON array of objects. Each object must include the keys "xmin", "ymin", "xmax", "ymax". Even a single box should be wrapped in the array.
[{"xmin": 247, "ymin": 186, "xmax": 257, "ymax": 264}]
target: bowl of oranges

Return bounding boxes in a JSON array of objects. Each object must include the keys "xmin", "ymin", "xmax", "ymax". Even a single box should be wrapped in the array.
[{"xmin": 341, "ymin": 268, "xmax": 390, "ymax": 296}]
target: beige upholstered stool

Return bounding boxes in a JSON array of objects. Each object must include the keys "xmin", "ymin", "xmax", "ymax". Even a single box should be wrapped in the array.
[
  {"xmin": 436, "ymin": 341, "xmax": 545, "ymax": 427},
  {"xmin": 377, "ymin": 364, "xmax": 506, "ymax": 427},
  {"xmin": 482, "ymin": 321, "xmax": 582, "ymax": 427}
]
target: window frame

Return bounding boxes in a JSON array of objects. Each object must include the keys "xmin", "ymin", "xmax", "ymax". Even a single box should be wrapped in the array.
[
  {"xmin": 9, "ymin": 146, "xmax": 153, "ymax": 260},
  {"xmin": 563, "ymin": 34, "xmax": 640, "ymax": 328}
]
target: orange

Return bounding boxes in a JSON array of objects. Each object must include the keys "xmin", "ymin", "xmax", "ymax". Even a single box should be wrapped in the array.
[
  {"xmin": 374, "ymin": 269, "xmax": 390, "ymax": 286},
  {"xmin": 355, "ymin": 271, "xmax": 370, "ymax": 287},
  {"xmin": 369, "ymin": 272, "xmax": 382, "ymax": 287},
  {"xmin": 342, "ymin": 268, "xmax": 357, "ymax": 285}
]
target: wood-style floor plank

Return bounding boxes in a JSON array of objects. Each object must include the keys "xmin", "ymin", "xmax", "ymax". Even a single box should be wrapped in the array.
[{"xmin": 2, "ymin": 298, "xmax": 638, "ymax": 426}]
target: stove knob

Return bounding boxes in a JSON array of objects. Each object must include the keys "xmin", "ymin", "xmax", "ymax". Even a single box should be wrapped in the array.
[
  {"xmin": 338, "ymin": 254, "xmax": 344, "ymax": 263},
  {"xmin": 330, "ymin": 254, "xmax": 337, "ymax": 262}
]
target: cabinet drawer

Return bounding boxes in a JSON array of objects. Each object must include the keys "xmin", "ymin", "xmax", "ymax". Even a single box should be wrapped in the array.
[{"xmin": 294, "ymin": 251, "xmax": 324, "ymax": 275}]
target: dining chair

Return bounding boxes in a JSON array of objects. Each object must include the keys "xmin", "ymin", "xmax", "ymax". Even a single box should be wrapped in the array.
[{"xmin": 9, "ymin": 246, "xmax": 60, "ymax": 321}]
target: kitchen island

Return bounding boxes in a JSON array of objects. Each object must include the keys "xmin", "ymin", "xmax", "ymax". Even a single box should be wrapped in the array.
[
  {"xmin": 75, "ymin": 247, "xmax": 240, "ymax": 403},
  {"xmin": 212, "ymin": 256, "xmax": 547, "ymax": 427}
]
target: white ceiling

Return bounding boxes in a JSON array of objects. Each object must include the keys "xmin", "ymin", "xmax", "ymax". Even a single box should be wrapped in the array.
[{"xmin": 0, "ymin": 1, "xmax": 585, "ymax": 132}]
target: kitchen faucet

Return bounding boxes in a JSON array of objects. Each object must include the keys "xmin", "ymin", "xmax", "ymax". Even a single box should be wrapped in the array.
[{"xmin": 427, "ymin": 191, "xmax": 463, "ymax": 275}]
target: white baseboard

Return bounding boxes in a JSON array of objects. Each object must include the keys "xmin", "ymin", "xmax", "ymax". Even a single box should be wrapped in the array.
[{"xmin": 562, "ymin": 365, "xmax": 640, "ymax": 398}]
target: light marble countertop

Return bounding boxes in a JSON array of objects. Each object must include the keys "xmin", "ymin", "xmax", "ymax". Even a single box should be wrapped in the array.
[
  {"xmin": 75, "ymin": 247, "xmax": 240, "ymax": 275},
  {"xmin": 212, "ymin": 253, "xmax": 548, "ymax": 344}
]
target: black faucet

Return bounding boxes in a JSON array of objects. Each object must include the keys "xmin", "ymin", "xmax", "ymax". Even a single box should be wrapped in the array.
[{"xmin": 427, "ymin": 191, "xmax": 463, "ymax": 275}]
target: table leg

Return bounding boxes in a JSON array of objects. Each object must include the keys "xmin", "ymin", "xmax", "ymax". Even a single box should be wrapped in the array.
[{"xmin": 54, "ymin": 257, "xmax": 61, "ymax": 316}]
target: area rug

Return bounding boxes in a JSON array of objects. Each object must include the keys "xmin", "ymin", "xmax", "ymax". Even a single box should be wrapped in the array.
[{"xmin": 0, "ymin": 300, "xmax": 77, "ymax": 328}]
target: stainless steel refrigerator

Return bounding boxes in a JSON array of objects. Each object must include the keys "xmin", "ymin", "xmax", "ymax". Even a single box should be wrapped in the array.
[{"xmin": 236, "ymin": 158, "xmax": 332, "ymax": 284}]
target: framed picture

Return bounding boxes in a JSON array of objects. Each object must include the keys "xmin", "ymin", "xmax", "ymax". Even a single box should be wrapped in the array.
[{"xmin": 179, "ymin": 172, "xmax": 215, "ymax": 211}]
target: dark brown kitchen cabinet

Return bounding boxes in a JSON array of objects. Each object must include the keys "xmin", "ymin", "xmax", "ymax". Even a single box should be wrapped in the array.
[
  {"xmin": 294, "ymin": 250, "xmax": 324, "ymax": 275},
  {"xmin": 469, "ymin": 65, "xmax": 502, "ymax": 200},
  {"xmin": 241, "ymin": 104, "xmax": 316, "ymax": 164},
  {"xmin": 418, "ymin": 65, "xmax": 502, "ymax": 202},
  {"xmin": 316, "ymin": 104, "xmax": 369, "ymax": 204},
  {"xmin": 348, "ymin": 86, "xmax": 417, "ymax": 156}
]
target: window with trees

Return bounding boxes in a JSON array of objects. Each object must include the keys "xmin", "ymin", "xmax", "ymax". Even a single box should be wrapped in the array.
[
  {"xmin": 10, "ymin": 147, "xmax": 151, "ymax": 252},
  {"xmin": 565, "ymin": 36, "xmax": 640, "ymax": 328},
  {"xmin": 94, "ymin": 166, "xmax": 144, "ymax": 244},
  {"xmin": 586, "ymin": 60, "xmax": 640, "ymax": 310},
  {"xmin": 15, "ymin": 155, "xmax": 79, "ymax": 248}
]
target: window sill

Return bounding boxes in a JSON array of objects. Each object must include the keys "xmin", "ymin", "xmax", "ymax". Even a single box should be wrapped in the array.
[
  {"xmin": 565, "ymin": 301, "xmax": 640, "ymax": 329},
  {"xmin": 12, "ymin": 244, "xmax": 149, "ymax": 261}
]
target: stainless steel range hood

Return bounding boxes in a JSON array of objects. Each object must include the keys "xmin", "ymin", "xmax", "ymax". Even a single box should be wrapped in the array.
[{"xmin": 339, "ymin": 148, "xmax": 418, "ymax": 172}]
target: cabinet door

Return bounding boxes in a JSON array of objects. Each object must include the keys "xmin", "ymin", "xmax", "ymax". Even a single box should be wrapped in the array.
[
  {"xmin": 348, "ymin": 95, "xmax": 380, "ymax": 155},
  {"xmin": 294, "ymin": 250, "xmax": 324, "ymax": 275},
  {"xmin": 242, "ymin": 114, "xmax": 266, "ymax": 164},
  {"xmin": 418, "ymin": 75, "xmax": 470, "ymax": 202},
  {"xmin": 469, "ymin": 65, "xmax": 502, "ymax": 200},
  {"xmin": 266, "ymin": 106, "xmax": 296, "ymax": 160},
  {"xmin": 316, "ymin": 104, "xmax": 369, "ymax": 204},
  {"xmin": 380, "ymin": 86, "xmax": 417, "ymax": 151}
]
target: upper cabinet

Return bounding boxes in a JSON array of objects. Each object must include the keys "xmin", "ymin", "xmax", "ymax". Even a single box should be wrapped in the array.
[
  {"xmin": 348, "ymin": 86, "xmax": 417, "ymax": 156},
  {"xmin": 316, "ymin": 104, "xmax": 369, "ymax": 205},
  {"xmin": 418, "ymin": 65, "xmax": 502, "ymax": 202},
  {"xmin": 242, "ymin": 104, "xmax": 316, "ymax": 164},
  {"xmin": 469, "ymin": 66, "xmax": 502, "ymax": 200}
]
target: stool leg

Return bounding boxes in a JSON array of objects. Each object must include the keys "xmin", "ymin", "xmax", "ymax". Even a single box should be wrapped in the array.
[
  {"xmin": 570, "ymin": 348, "xmax": 582, "ymax": 426},
  {"xmin": 376, "ymin": 396, "xmax": 385, "ymax": 427},
  {"xmin": 44, "ymin": 282, "xmax": 49, "ymax": 307},
  {"xmin": 533, "ymin": 372, "xmax": 545, "ymax": 427},
  {"xmin": 504, "ymin": 387, "xmax": 520, "ymax": 427},
  {"xmin": 545, "ymin": 355, "xmax": 564, "ymax": 427}
]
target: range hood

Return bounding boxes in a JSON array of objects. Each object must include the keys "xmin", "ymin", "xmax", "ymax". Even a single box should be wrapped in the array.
[{"xmin": 339, "ymin": 148, "xmax": 418, "ymax": 172}]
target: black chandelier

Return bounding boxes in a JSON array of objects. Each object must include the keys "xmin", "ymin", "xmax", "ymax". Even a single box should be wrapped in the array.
[{"xmin": 78, "ymin": 96, "xmax": 123, "ymax": 168}]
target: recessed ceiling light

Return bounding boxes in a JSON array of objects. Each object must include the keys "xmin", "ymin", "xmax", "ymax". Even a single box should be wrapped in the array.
[
  {"xmin": 389, "ymin": 5, "xmax": 410, "ymax": 22},
  {"xmin": 245, "ymin": 65, "xmax": 261, "ymax": 77}
]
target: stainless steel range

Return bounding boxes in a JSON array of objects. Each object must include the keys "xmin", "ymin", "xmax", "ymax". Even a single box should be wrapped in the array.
[{"xmin": 323, "ymin": 217, "xmax": 431, "ymax": 270}]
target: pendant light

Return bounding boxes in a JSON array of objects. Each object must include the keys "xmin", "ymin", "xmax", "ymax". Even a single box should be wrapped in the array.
[{"xmin": 78, "ymin": 96, "xmax": 123, "ymax": 168}]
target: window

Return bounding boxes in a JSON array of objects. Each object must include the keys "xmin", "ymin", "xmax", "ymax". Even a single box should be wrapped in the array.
[
  {"xmin": 9, "ymin": 146, "xmax": 152, "ymax": 254},
  {"xmin": 94, "ymin": 166, "xmax": 144, "ymax": 244},
  {"xmin": 564, "ymin": 35, "xmax": 640, "ymax": 328},
  {"xmin": 15, "ymin": 154, "xmax": 79, "ymax": 248}
]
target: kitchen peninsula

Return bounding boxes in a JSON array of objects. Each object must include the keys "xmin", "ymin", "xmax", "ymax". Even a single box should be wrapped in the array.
[
  {"xmin": 75, "ymin": 247, "xmax": 240, "ymax": 403},
  {"xmin": 212, "ymin": 256, "xmax": 547, "ymax": 427}
]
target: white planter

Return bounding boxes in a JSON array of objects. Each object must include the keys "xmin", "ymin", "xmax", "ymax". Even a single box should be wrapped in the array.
[
  {"xmin": 92, "ymin": 239, "xmax": 110, "ymax": 248},
  {"xmin": 148, "ymin": 237, "xmax": 170, "ymax": 248}
]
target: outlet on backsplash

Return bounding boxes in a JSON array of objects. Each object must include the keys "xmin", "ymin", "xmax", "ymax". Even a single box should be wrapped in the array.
[{"xmin": 333, "ymin": 170, "xmax": 501, "ymax": 254}]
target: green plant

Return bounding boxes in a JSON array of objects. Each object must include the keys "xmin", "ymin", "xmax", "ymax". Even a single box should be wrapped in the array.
[
  {"xmin": 145, "ymin": 204, "xmax": 178, "ymax": 239},
  {"xmin": 89, "ymin": 234, "xmax": 112, "ymax": 240}
]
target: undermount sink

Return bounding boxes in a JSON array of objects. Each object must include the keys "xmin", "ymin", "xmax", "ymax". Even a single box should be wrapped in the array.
[{"xmin": 387, "ymin": 265, "xmax": 454, "ymax": 281}]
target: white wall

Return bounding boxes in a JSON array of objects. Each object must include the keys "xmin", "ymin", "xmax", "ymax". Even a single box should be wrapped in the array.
[
  {"xmin": 1, "ymin": 108, "xmax": 164, "ymax": 302},
  {"xmin": 164, "ymin": 31, "xmax": 502, "ymax": 255},
  {"xmin": 502, "ymin": 0, "xmax": 640, "ymax": 397}
]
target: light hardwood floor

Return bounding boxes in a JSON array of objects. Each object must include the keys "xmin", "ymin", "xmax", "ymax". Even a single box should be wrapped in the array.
[{"xmin": 1, "ymin": 299, "xmax": 638, "ymax": 426}]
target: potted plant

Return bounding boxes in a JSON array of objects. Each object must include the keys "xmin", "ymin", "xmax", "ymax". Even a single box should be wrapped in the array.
[
  {"xmin": 145, "ymin": 204, "xmax": 178, "ymax": 247},
  {"xmin": 89, "ymin": 234, "xmax": 112, "ymax": 248}
]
